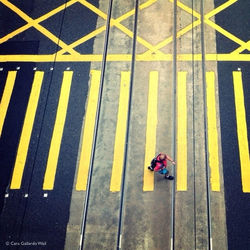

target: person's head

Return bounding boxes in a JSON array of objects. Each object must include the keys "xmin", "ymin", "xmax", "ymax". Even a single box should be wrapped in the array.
[{"xmin": 159, "ymin": 153, "xmax": 166, "ymax": 160}]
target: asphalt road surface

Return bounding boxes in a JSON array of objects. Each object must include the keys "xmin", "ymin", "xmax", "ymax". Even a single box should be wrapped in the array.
[{"xmin": 0, "ymin": 0, "xmax": 249, "ymax": 250}]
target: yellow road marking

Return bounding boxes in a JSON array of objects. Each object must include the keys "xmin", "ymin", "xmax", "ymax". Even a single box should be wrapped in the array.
[
  {"xmin": 2, "ymin": 53, "xmax": 250, "ymax": 62},
  {"xmin": 205, "ymin": 0, "xmax": 238, "ymax": 19},
  {"xmin": 75, "ymin": 70, "xmax": 101, "ymax": 191},
  {"xmin": 171, "ymin": 0, "xmax": 200, "ymax": 18},
  {"xmin": 143, "ymin": 19, "xmax": 201, "ymax": 56},
  {"xmin": 143, "ymin": 71, "xmax": 158, "ymax": 191},
  {"xmin": 205, "ymin": 19, "xmax": 245, "ymax": 48},
  {"xmin": 46, "ymin": 0, "xmax": 158, "ymax": 55},
  {"xmin": 0, "ymin": 0, "xmax": 78, "ymax": 44},
  {"xmin": 206, "ymin": 72, "xmax": 220, "ymax": 192},
  {"xmin": 233, "ymin": 71, "xmax": 250, "ymax": 193},
  {"xmin": 143, "ymin": 0, "xmax": 201, "ymax": 56},
  {"xmin": 231, "ymin": 40, "xmax": 250, "ymax": 55},
  {"xmin": 0, "ymin": 0, "xmax": 157, "ymax": 55},
  {"xmin": 79, "ymin": 0, "xmax": 161, "ymax": 55},
  {"xmin": 1, "ymin": 0, "xmax": 78, "ymax": 55},
  {"xmin": 10, "ymin": 71, "xmax": 44, "ymax": 189},
  {"xmin": 0, "ymin": 71, "xmax": 17, "ymax": 137},
  {"xmin": 110, "ymin": 71, "xmax": 130, "ymax": 192},
  {"xmin": 57, "ymin": 26, "xmax": 106, "ymax": 55},
  {"xmin": 176, "ymin": 72, "xmax": 187, "ymax": 191},
  {"xmin": 43, "ymin": 71, "xmax": 73, "ymax": 190},
  {"xmin": 1, "ymin": 0, "xmax": 245, "ymax": 61}
]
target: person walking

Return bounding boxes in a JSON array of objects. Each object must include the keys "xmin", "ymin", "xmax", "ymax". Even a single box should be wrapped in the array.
[{"xmin": 148, "ymin": 153, "xmax": 176, "ymax": 180}]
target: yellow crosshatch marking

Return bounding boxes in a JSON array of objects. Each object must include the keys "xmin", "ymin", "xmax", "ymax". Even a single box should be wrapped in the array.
[
  {"xmin": 0, "ymin": 0, "xmax": 79, "ymax": 55},
  {"xmin": 1, "ymin": 0, "xmax": 250, "ymax": 62}
]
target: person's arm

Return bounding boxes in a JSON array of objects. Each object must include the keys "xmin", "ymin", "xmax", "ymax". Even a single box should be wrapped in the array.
[{"xmin": 166, "ymin": 155, "xmax": 176, "ymax": 165}]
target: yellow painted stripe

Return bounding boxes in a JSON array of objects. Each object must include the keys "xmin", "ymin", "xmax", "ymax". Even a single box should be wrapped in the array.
[
  {"xmin": 58, "ymin": 0, "xmax": 157, "ymax": 55},
  {"xmin": 0, "ymin": 0, "xmax": 78, "ymax": 44},
  {"xmin": 76, "ymin": 70, "xmax": 101, "ymax": 191},
  {"xmin": 0, "ymin": 71, "xmax": 17, "ymax": 137},
  {"xmin": 169, "ymin": 0, "xmax": 200, "ymax": 18},
  {"xmin": 143, "ymin": 71, "xmax": 158, "ymax": 191},
  {"xmin": 110, "ymin": 71, "xmax": 130, "ymax": 192},
  {"xmin": 1, "ymin": 0, "xmax": 78, "ymax": 55},
  {"xmin": 177, "ymin": 72, "xmax": 187, "ymax": 191},
  {"xmin": 205, "ymin": 19, "xmax": 245, "ymax": 48},
  {"xmin": 143, "ymin": 19, "xmax": 201, "ymax": 56},
  {"xmin": 3, "ymin": 54, "xmax": 250, "ymax": 62},
  {"xmin": 206, "ymin": 72, "xmax": 220, "ymax": 191},
  {"xmin": 205, "ymin": 0, "xmax": 238, "ymax": 19},
  {"xmin": 10, "ymin": 72, "xmax": 44, "ymax": 189},
  {"xmin": 233, "ymin": 71, "xmax": 250, "ymax": 193},
  {"xmin": 43, "ymin": 71, "xmax": 73, "ymax": 190}
]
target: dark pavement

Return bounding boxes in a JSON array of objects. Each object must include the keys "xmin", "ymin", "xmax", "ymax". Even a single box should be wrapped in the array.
[
  {"xmin": 0, "ymin": 0, "xmax": 249, "ymax": 249},
  {"xmin": 215, "ymin": 0, "xmax": 250, "ymax": 249},
  {"xmin": 0, "ymin": 0, "xmax": 98, "ymax": 248}
]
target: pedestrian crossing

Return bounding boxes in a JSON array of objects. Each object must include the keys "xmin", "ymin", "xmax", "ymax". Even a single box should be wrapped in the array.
[{"xmin": 0, "ymin": 69, "xmax": 249, "ymax": 193}]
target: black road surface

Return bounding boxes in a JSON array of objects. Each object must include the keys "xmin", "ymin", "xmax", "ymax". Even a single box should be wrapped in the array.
[
  {"xmin": 0, "ymin": 0, "xmax": 99, "ymax": 249},
  {"xmin": 215, "ymin": 0, "xmax": 250, "ymax": 249},
  {"xmin": 0, "ymin": 0, "xmax": 250, "ymax": 249}
]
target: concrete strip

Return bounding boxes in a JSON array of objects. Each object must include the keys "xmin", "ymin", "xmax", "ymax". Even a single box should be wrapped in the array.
[
  {"xmin": 204, "ymin": 1, "xmax": 228, "ymax": 249},
  {"xmin": 121, "ymin": 0, "xmax": 174, "ymax": 248}
]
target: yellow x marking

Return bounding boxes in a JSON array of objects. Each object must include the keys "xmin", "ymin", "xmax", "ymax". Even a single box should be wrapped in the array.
[
  {"xmin": 0, "ymin": 0, "xmax": 78, "ymax": 45},
  {"xmin": 0, "ymin": 0, "xmax": 79, "ymax": 55},
  {"xmin": 57, "ymin": 0, "xmax": 162, "ymax": 55},
  {"xmin": 143, "ymin": 0, "xmax": 241, "ymax": 56},
  {"xmin": 0, "ymin": 0, "xmax": 250, "ymax": 61},
  {"xmin": 171, "ymin": 0, "xmax": 249, "ymax": 56}
]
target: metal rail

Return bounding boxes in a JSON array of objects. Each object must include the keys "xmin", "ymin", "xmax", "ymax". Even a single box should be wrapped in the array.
[
  {"xmin": 116, "ymin": 0, "xmax": 139, "ymax": 249},
  {"xmin": 170, "ymin": 0, "xmax": 177, "ymax": 249},
  {"xmin": 78, "ymin": 0, "xmax": 114, "ymax": 249},
  {"xmin": 200, "ymin": 0, "xmax": 213, "ymax": 249}
]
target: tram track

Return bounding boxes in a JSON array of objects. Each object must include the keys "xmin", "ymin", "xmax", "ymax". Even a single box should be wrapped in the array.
[
  {"xmin": 115, "ymin": 0, "xmax": 139, "ymax": 249},
  {"xmin": 171, "ymin": 0, "xmax": 177, "ymax": 249},
  {"xmin": 78, "ymin": 0, "xmax": 114, "ymax": 249},
  {"xmin": 79, "ymin": 0, "xmax": 178, "ymax": 249},
  {"xmin": 200, "ymin": 0, "xmax": 212, "ymax": 249},
  {"xmin": 79, "ymin": 0, "xmax": 213, "ymax": 249}
]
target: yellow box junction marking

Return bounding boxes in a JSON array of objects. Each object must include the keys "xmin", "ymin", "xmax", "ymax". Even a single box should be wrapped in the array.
[
  {"xmin": 143, "ymin": 71, "xmax": 158, "ymax": 191},
  {"xmin": 0, "ymin": 0, "xmax": 78, "ymax": 45},
  {"xmin": 0, "ymin": 71, "xmax": 17, "ymax": 137},
  {"xmin": 206, "ymin": 72, "xmax": 220, "ymax": 192},
  {"xmin": 233, "ymin": 71, "xmax": 250, "ymax": 193},
  {"xmin": 0, "ymin": 0, "xmax": 79, "ymax": 56},
  {"xmin": 110, "ymin": 71, "xmax": 130, "ymax": 192},
  {"xmin": 176, "ymin": 72, "xmax": 187, "ymax": 191},
  {"xmin": 2, "ymin": 0, "xmax": 249, "ymax": 62},
  {"xmin": 76, "ymin": 70, "xmax": 101, "ymax": 191},
  {"xmin": 10, "ymin": 71, "xmax": 44, "ymax": 189},
  {"xmin": 43, "ymin": 71, "xmax": 73, "ymax": 190}
]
